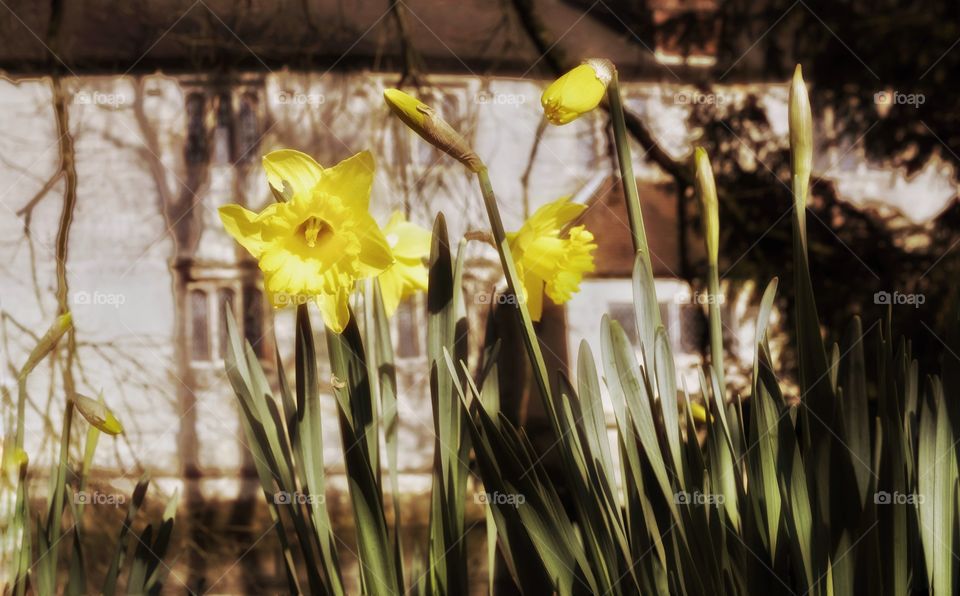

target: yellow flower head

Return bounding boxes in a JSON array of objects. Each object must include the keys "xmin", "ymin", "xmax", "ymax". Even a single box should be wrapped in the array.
[
  {"xmin": 541, "ymin": 59, "xmax": 614, "ymax": 125},
  {"xmin": 507, "ymin": 197, "xmax": 597, "ymax": 321},
  {"xmin": 378, "ymin": 212, "xmax": 431, "ymax": 316},
  {"xmin": 219, "ymin": 149, "xmax": 393, "ymax": 333}
]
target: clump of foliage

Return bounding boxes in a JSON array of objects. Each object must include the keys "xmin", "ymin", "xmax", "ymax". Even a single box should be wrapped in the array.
[
  {"xmin": 3, "ymin": 315, "xmax": 178, "ymax": 595},
  {"xmin": 222, "ymin": 61, "xmax": 960, "ymax": 595}
]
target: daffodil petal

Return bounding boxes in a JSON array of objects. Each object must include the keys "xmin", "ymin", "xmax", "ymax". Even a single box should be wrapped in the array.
[
  {"xmin": 377, "ymin": 267, "xmax": 404, "ymax": 317},
  {"xmin": 508, "ymin": 197, "xmax": 596, "ymax": 316},
  {"xmin": 219, "ymin": 204, "xmax": 268, "ymax": 258},
  {"xmin": 356, "ymin": 213, "xmax": 394, "ymax": 275},
  {"xmin": 510, "ymin": 197, "xmax": 584, "ymax": 251},
  {"xmin": 385, "ymin": 212, "xmax": 433, "ymax": 260},
  {"xmin": 523, "ymin": 271, "xmax": 545, "ymax": 322},
  {"xmin": 263, "ymin": 149, "xmax": 324, "ymax": 200},
  {"xmin": 321, "ymin": 150, "xmax": 375, "ymax": 212},
  {"xmin": 396, "ymin": 258, "xmax": 429, "ymax": 293},
  {"xmin": 317, "ymin": 287, "xmax": 351, "ymax": 334}
]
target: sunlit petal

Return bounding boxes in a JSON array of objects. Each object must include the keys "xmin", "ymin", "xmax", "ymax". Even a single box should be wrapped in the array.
[{"xmin": 262, "ymin": 149, "xmax": 324, "ymax": 201}]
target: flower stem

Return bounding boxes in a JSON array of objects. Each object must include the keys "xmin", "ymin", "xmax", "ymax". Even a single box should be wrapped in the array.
[
  {"xmin": 475, "ymin": 168, "xmax": 554, "ymax": 414},
  {"xmin": 607, "ymin": 71, "xmax": 663, "ymax": 357},
  {"xmin": 707, "ymin": 262, "xmax": 725, "ymax": 390},
  {"xmin": 607, "ymin": 71, "xmax": 650, "ymax": 256}
]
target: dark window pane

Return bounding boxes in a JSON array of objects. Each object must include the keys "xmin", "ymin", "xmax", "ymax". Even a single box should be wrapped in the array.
[
  {"xmin": 396, "ymin": 299, "xmax": 420, "ymax": 358},
  {"xmin": 658, "ymin": 302, "xmax": 673, "ymax": 334},
  {"xmin": 185, "ymin": 93, "xmax": 208, "ymax": 164},
  {"xmin": 679, "ymin": 304, "xmax": 707, "ymax": 354},
  {"xmin": 609, "ymin": 302, "xmax": 639, "ymax": 347},
  {"xmin": 190, "ymin": 289, "xmax": 210, "ymax": 361},
  {"xmin": 212, "ymin": 92, "xmax": 233, "ymax": 164},
  {"xmin": 243, "ymin": 285, "xmax": 265, "ymax": 356},
  {"xmin": 236, "ymin": 92, "xmax": 259, "ymax": 163},
  {"xmin": 218, "ymin": 288, "xmax": 235, "ymax": 359}
]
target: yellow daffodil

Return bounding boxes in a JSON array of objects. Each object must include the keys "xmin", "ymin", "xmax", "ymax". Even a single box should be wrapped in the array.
[
  {"xmin": 541, "ymin": 59, "xmax": 614, "ymax": 125},
  {"xmin": 507, "ymin": 198, "xmax": 597, "ymax": 321},
  {"xmin": 378, "ymin": 212, "xmax": 431, "ymax": 316},
  {"xmin": 691, "ymin": 402, "xmax": 708, "ymax": 424},
  {"xmin": 219, "ymin": 149, "xmax": 393, "ymax": 333}
]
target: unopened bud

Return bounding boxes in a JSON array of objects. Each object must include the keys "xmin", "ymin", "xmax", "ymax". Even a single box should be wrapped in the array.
[{"xmin": 383, "ymin": 88, "xmax": 484, "ymax": 172}]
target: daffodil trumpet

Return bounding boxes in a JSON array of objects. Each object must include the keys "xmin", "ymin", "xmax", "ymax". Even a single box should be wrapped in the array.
[{"xmin": 507, "ymin": 198, "xmax": 596, "ymax": 322}]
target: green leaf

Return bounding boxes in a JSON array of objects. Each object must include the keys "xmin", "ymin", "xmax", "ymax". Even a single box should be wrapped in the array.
[
  {"xmin": 918, "ymin": 381, "xmax": 956, "ymax": 595},
  {"xmin": 327, "ymin": 316, "xmax": 402, "ymax": 595}
]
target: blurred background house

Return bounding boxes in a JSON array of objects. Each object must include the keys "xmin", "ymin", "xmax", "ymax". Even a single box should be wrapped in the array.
[{"xmin": 1, "ymin": 0, "xmax": 958, "ymax": 591}]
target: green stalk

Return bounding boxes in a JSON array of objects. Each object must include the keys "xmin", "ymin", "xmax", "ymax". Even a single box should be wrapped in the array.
[
  {"xmin": 37, "ymin": 399, "xmax": 74, "ymax": 594},
  {"xmin": 475, "ymin": 168, "xmax": 555, "ymax": 416},
  {"xmin": 607, "ymin": 71, "xmax": 650, "ymax": 257},
  {"xmin": 707, "ymin": 263, "xmax": 725, "ymax": 390},
  {"xmin": 695, "ymin": 147, "xmax": 725, "ymax": 392},
  {"xmin": 15, "ymin": 381, "xmax": 27, "ymax": 452},
  {"xmin": 607, "ymin": 72, "xmax": 662, "ymax": 360}
]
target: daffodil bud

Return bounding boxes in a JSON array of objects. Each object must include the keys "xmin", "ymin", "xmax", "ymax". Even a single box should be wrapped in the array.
[
  {"xmin": 789, "ymin": 65, "xmax": 813, "ymax": 188},
  {"xmin": 694, "ymin": 147, "xmax": 719, "ymax": 265},
  {"xmin": 19, "ymin": 312, "xmax": 72, "ymax": 380},
  {"xmin": 72, "ymin": 393, "xmax": 124, "ymax": 435},
  {"xmin": 2, "ymin": 445, "xmax": 28, "ymax": 474},
  {"xmin": 383, "ymin": 88, "xmax": 484, "ymax": 172},
  {"xmin": 541, "ymin": 59, "xmax": 614, "ymax": 125}
]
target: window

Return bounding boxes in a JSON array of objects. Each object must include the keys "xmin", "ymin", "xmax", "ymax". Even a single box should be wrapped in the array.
[
  {"xmin": 395, "ymin": 297, "xmax": 422, "ymax": 359},
  {"xmin": 212, "ymin": 92, "xmax": 233, "ymax": 164},
  {"xmin": 190, "ymin": 289, "xmax": 211, "ymax": 361},
  {"xmin": 565, "ymin": 278, "xmax": 705, "ymax": 364},
  {"xmin": 217, "ymin": 288, "xmax": 235, "ymax": 360},
  {"xmin": 608, "ymin": 302, "xmax": 640, "ymax": 346},
  {"xmin": 236, "ymin": 92, "xmax": 259, "ymax": 163},
  {"xmin": 185, "ymin": 92, "xmax": 208, "ymax": 164},
  {"xmin": 188, "ymin": 280, "xmax": 262, "ymax": 366},
  {"xmin": 242, "ymin": 284, "xmax": 267, "ymax": 357}
]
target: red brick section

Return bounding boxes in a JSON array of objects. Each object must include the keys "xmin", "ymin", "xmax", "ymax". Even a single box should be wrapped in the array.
[{"xmin": 575, "ymin": 177, "xmax": 682, "ymax": 278}]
